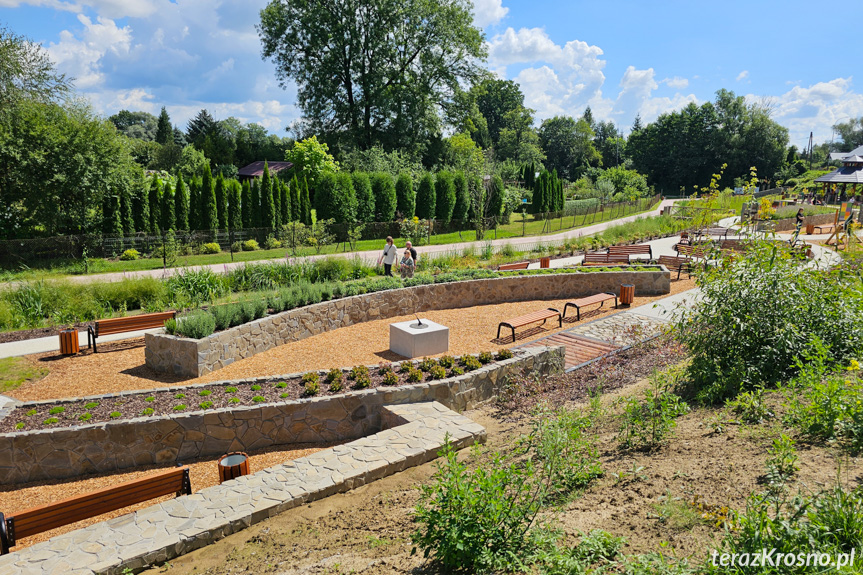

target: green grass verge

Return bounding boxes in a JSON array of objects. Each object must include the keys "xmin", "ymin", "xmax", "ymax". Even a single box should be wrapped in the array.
[{"xmin": 0, "ymin": 357, "xmax": 48, "ymax": 394}]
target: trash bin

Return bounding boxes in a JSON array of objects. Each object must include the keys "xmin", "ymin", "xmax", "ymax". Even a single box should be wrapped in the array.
[
  {"xmin": 218, "ymin": 452, "xmax": 250, "ymax": 484},
  {"xmin": 540, "ymin": 257, "xmax": 550, "ymax": 268},
  {"xmin": 59, "ymin": 330, "xmax": 79, "ymax": 355},
  {"xmin": 806, "ymin": 223, "xmax": 814, "ymax": 235},
  {"xmin": 620, "ymin": 284, "xmax": 635, "ymax": 306}
]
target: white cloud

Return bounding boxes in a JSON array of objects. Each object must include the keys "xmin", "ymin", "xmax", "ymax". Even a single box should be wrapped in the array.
[
  {"xmin": 663, "ymin": 76, "xmax": 689, "ymax": 89},
  {"xmin": 736, "ymin": 70, "xmax": 749, "ymax": 82},
  {"xmin": 47, "ymin": 14, "xmax": 132, "ymax": 89},
  {"xmin": 766, "ymin": 78, "xmax": 863, "ymax": 144},
  {"xmin": 1, "ymin": 0, "xmax": 160, "ymax": 17},
  {"xmin": 472, "ymin": 0, "xmax": 508, "ymax": 28}
]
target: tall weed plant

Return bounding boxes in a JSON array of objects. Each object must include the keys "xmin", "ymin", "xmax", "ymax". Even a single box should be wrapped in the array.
[{"xmin": 675, "ymin": 243, "xmax": 863, "ymax": 404}]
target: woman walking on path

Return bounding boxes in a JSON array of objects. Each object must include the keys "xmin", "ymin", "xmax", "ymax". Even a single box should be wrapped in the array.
[
  {"xmin": 398, "ymin": 248, "xmax": 415, "ymax": 279},
  {"xmin": 377, "ymin": 236, "xmax": 397, "ymax": 277}
]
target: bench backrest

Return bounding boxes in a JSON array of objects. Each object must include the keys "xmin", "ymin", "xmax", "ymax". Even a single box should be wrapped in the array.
[
  {"xmin": 608, "ymin": 244, "xmax": 652, "ymax": 256},
  {"xmin": 498, "ymin": 261, "xmax": 530, "ymax": 271},
  {"xmin": 658, "ymin": 256, "xmax": 690, "ymax": 268},
  {"xmin": 95, "ymin": 311, "xmax": 177, "ymax": 337},
  {"xmin": 3, "ymin": 467, "xmax": 191, "ymax": 549}
]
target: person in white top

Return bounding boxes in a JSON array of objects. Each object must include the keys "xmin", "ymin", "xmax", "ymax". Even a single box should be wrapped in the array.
[{"xmin": 377, "ymin": 236, "xmax": 397, "ymax": 276}]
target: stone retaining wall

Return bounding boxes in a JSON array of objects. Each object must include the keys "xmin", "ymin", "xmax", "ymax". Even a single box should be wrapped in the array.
[
  {"xmin": 146, "ymin": 270, "xmax": 669, "ymax": 377},
  {"xmin": 0, "ymin": 346, "xmax": 563, "ymax": 485},
  {"xmin": 771, "ymin": 212, "xmax": 836, "ymax": 232}
]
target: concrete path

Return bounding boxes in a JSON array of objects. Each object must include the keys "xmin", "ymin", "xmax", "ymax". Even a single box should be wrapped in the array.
[{"xmin": 0, "ymin": 328, "xmax": 161, "ymax": 360}]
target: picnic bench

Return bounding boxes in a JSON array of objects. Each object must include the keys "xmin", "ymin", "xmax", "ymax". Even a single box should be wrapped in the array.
[
  {"xmin": 87, "ymin": 310, "xmax": 177, "ymax": 352},
  {"xmin": 657, "ymin": 255, "xmax": 692, "ymax": 280},
  {"xmin": 497, "ymin": 308, "xmax": 561, "ymax": 343},
  {"xmin": 0, "ymin": 466, "xmax": 191, "ymax": 554},
  {"xmin": 562, "ymin": 292, "xmax": 618, "ymax": 321},
  {"xmin": 607, "ymin": 244, "xmax": 652, "ymax": 260},
  {"xmin": 582, "ymin": 252, "xmax": 631, "ymax": 266},
  {"xmin": 498, "ymin": 261, "xmax": 530, "ymax": 271}
]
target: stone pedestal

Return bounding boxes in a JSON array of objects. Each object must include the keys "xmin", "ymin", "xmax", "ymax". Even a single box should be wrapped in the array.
[{"xmin": 390, "ymin": 319, "xmax": 449, "ymax": 358}]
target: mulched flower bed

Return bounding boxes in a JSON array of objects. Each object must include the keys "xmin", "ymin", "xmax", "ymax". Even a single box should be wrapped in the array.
[{"xmin": 0, "ymin": 351, "xmax": 514, "ymax": 433}]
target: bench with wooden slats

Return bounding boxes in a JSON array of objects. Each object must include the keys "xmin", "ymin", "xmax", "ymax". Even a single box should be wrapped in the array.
[
  {"xmin": 497, "ymin": 308, "xmax": 561, "ymax": 343},
  {"xmin": 87, "ymin": 310, "xmax": 177, "ymax": 352},
  {"xmin": 582, "ymin": 252, "xmax": 631, "ymax": 266},
  {"xmin": 498, "ymin": 261, "xmax": 530, "ymax": 271},
  {"xmin": 562, "ymin": 292, "xmax": 618, "ymax": 321},
  {"xmin": 0, "ymin": 466, "xmax": 191, "ymax": 554},
  {"xmin": 657, "ymin": 255, "xmax": 692, "ymax": 280},
  {"xmin": 812, "ymin": 224, "xmax": 836, "ymax": 234},
  {"xmin": 607, "ymin": 244, "xmax": 652, "ymax": 260},
  {"xmin": 674, "ymin": 244, "xmax": 711, "ymax": 259},
  {"xmin": 695, "ymin": 227, "xmax": 730, "ymax": 240}
]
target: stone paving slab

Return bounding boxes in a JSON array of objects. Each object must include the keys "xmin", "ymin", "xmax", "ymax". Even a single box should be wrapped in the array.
[
  {"xmin": 0, "ymin": 401, "xmax": 484, "ymax": 575},
  {"xmin": 565, "ymin": 311, "xmax": 669, "ymax": 347}
]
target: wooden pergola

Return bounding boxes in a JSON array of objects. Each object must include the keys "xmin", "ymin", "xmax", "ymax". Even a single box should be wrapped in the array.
[{"xmin": 814, "ymin": 155, "xmax": 863, "ymax": 199}]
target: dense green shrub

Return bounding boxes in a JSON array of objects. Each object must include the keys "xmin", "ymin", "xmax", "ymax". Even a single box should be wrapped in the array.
[
  {"xmin": 415, "ymin": 173, "xmax": 436, "ymax": 220},
  {"xmin": 351, "ymin": 172, "xmax": 375, "ymax": 222},
  {"xmin": 435, "ymin": 170, "xmax": 456, "ymax": 223},
  {"xmin": 200, "ymin": 242, "xmax": 221, "ymax": 254},
  {"xmin": 315, "ymin": 172, "xmax": 357, "ymax": 223},
  {"xmin": 452, "ymin": 171, "xmax": 470, "ymax": 222},
  {"xmin": 172, "ymin": 311, "xmax": 216, "ymax": 339},
  {"xmin": 370, "ymin": 172, "xmax": 396, "ymax": 221},
  {"xmin": 165, "ymin": 268, "xmax": 228, "ymax": 306},
  {"xmin": 242, "ymin": 239, "xmax": 259, "ymax": 251},
  {"xmin": 120, "ymin": 249, "xmax": 140, "ymax": 261},
  {"xmin": 395, "ymin": 173, "xmax": 415, "ymax": 218},
  {"xmin": 675, "ymin": 243, "xmax": 863, "ymax": 403}
]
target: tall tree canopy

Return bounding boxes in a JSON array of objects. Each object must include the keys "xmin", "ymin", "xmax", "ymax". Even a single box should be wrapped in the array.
[
  {"xmin": 471, "ymin": 78, "xmax": 524, "ymax": 145},
  {"xmin": 258, "ymin": 0, "xmax": 486, "ymax": 155},
  {"xmin": 538, "ymin": 116, "xmax": 600, "ymax": 181}
]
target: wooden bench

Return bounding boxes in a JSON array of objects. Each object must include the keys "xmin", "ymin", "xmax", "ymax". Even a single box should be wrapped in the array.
[
  {"xmin": 87, "ymin": 310, "xmax": 177, "ymax": 352},
  {"xmin": 498, "ymin": 261, "xmax": 530, "ymax": 271},
  {"xmin": 562, "ymin": 292, "xmax": 618, "ymax": 321},
  {"xmin": 695, "ymin": 227, "xmax": 729, "ymax": 240},
  {"xmin": 812, "ymin": 224, "xmax": 836, "ymax": 234},
  {"xmin": 582, "ymin": 252, "xmax": 631, "ymax": 266},
  {"xmin": 674, "ymin": 244, "xmax": 711, "ymax": 259},
  {"xmin": 497, "ymin": 308, "xmax": 561, "ymax": 343},
  {"xmin": 607, "ymin": 244, "xmax": 652, "ymax": 260},
  {"xmin": 657, "ymin": 255, "xmax": 692, "ymax": 280},
  {"xmin": 0, "ymin": 466, "xmax": 191, "ymax": 554}
]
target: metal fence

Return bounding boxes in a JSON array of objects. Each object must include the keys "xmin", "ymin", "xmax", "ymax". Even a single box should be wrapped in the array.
[{"xmin": 0, "ymin": 195, "xmax": 662, "ymax": 266}]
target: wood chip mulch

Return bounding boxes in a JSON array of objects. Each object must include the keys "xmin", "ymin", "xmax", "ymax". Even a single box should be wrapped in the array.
[
  {"xmin": 7, "ymin": 278, "xmax": 695, "ymax": 403},
  {"xmin": 0, "ymin": 441, "xmax": 341, "ymax": 552}
]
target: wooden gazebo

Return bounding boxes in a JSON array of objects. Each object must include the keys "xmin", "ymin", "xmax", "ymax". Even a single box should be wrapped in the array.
[{"xmin": 815, "ymin": 154, "xmax": 863, "ymax": 200}]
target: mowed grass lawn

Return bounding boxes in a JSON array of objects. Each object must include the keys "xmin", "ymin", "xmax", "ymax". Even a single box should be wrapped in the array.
[{"xmin": 0, "ymin": 357, "xmax": 48, "ymax": 394}]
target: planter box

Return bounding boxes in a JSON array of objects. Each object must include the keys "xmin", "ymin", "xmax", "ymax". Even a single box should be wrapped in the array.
[{"xmin": 146, "ymin": 270, "xmax": 670, "ymax": 377}]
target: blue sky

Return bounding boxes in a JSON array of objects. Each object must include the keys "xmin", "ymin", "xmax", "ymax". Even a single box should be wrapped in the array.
[{"xmin": 1, "ymin": 0, "xmax": 860, "ymax": 150}]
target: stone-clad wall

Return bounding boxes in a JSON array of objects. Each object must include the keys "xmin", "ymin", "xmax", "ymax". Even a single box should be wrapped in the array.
[
  {"xmin": 0, "ymin": 346, "xmax": 563, "ymax": 485},
  {"xmin": 771, "ymin": 212, "xmax": 836, "ymax": 232},
  {"xmin": 146, "ymin": 270, "xmax": 669, "ymax": 377}
]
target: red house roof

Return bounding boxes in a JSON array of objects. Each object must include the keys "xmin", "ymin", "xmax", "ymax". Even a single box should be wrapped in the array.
[{"xmin": 237, "ymin": 161, "xmax": 293, "ymax": 178}]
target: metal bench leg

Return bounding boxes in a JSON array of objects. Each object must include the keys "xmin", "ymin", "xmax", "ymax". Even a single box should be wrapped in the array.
[{"xmin": 0, "ymin": 512, "xmax": 9, "ymax": 554}]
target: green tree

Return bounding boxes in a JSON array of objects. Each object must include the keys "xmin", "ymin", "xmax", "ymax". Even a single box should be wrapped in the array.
[
  {"xmin": 155, "ymin": 106, "xmax": 172, "ymax": 145},
  {"xmin": 300, "ymin": 176, "xmax": 312, "ymax": 225},
  {"xmin": 472, "ymin": 78, "xmax": 525, "ymax": 144},
  {"xmin": 229, "ymin": 180, "xmax": 242, "ymax": 230},
  {"xmin": 452, "ymin": 171, "xmax": 470, "ymax": 222},
  {"xmin": 832, "ymin": 117, "xmax": 863, "ymax": 152},
  {"xmin": 188, "ymin": 177, "xmax": 200, "ymax": 230},
  {"xmin": 487, "ymin": 175, "xmax": 505, "ymax": 222},
  {"xmin": 497, "ymin": 106, "xmax": 545, "ymax": 166},
  {"xmin": 160, "ymin": 181, "xmax": 175, "ymax": 231},
  {"xmin": 174, "ymin": 176, "xmax": 189, "ymax": 230},
  {"xmin": 370, "ymin": 172, "xmax": 396, "ymax": 221},
  {"xmin": 201, "ymin": 167, "xmax": 217, "ymax": 231},
  {"xmin": 415, "ymin": 173, "xmax": 436, "ymax": 220},
  {"xmin": 175, "ymin": 145, "xmax": 210, "ymax": 183},
  {"xmin": 435, "ymin": 170, "xmax": 456, "ymax": 223},
  {"xmin": 102, "ymin": 194, "xmax": 123, "ymax": 236},
  {"xmin": 443, "ymin": 132, "xmax": 485, "ymax": 177},
  {"xmin": 315, "ymin": 171, "xmax": 357, "ymax": 223},
  {"xmin": 290, "ymin": 175, "xmax": 301, "ymax": 222},
  {"xmin": 259, "ymin": 0, "xmax": 486, "ymax": 153},
  {"xmin": 279, "ymin": 179, "xmax": 290, "ymax": 225},
  {"xmin": 131, "ymin": 181, "xmax": 149, "ymax": 233},
  {"xmin": 251, "ymin": 178, "xmax": 262, "ymax": 228},
  {"xmin": 148, "ymin": 178, "xmax": 161, "ymax": 234},
  {"xmin": 261, "ymin": 162, "xmax": 275, "ymax": 229},
  {"xmin": 120, "ymin": 188, "xmax": 135, "ymax": 235},
  {"xmin": 186, "ymin": 109, "xmax": 217, "ymax": 149},
  {"xmin": 283, "ymin": 136, "xmax": 338, "ymax": 200},
  {"xmin": 352, "ymin": 172, "xmax": 375, "ymax": 222},
  {"xmin": 538, "ymin": 116, "xmax": 600, "ymax": 180},
  {"xmin": 215, "ymin": 173, "xmax": 228, "ymax": 230},
  {"xmin": 395, "ymin": 173, "xmax": 415, "ymax": 218},
  {"xmin": 241, "ymin": 179, "xmax": 253, "ymax": 228}
]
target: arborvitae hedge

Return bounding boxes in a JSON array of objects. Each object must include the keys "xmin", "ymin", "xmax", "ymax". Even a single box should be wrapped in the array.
[
  {"xmin": 452, "ymin": 171, "xmax": 470, "ymax": 222},
  {"xmin": 160, "ymin": 182, "xmax": 175, "ymax": 231},
  {"xmin": 188, "ymin": 177, "xmax": 200, "ymax": 231},
  {"xmin": 174, "ymin": 176, "xmax": 189, "ymax": 231},
  {"xmin": 215, "ymin": 173, "xmax": 228, "ymax": 230},
  {"xmin": 487, "ymin": 175, "xmax": 505, "ymax": 222},
  {"xmin": 371, "ymin": 172, "xmax": 396, "ymax": 221},
  {"xmin": 251, "ymin": 178, "xmax": 261, "ymax": 228},
  {"xmin": 395, "ymin": 173, "xmax": 415, "ymax": 218},
  {"xmin": 261, "ymin": 163, "xmax": 274, "ymax": 230},
  {"xmin": 229, "ymin": 180, "xmax": 242, "ymax": 230},
  {"xmin": 102, "ymin": 194, "xmax": 122, "ymax": 236},
  {"xmin": 120, "ymin": 189, "xmax": 134, "ymax": 235},
  {"xmin": 132, "ymin": 188, "xmax": 148, "ymax": 234},
  {"xmin": 148, "ymin": 179, "xmax": 161, "ymax": 234},
  {"xmin": 279, "ymin": 180, "xmax": 290, "ymax": 224},
  {"xmin": 301, "ymin": 177, "xmax": 311, "ymax": 225},
  {"xmin": 202, "ymin": 168, "xmax": 217, "ymax": 231},
  {"xmin": 415, "ymin": 173, "xmax": 436, "ymax": 220},
  {"xmin": 467, "ymin": 175, "xmax": 484, "ymax": 221},
  {"xmin": 352, "ymin": 172, "xmax": 375, "ymax": 222},
  {"xmin": 435, "ymin": 170, "xmax": 456, "ymax": 223},
  {"xmin": 315, "ymin": 172, "xmax": 357, "ymax": 223},
  {"xmin": 290, "ymin": 175, "xmax": 301, "ymax": 222},
  {"xmin": 241, "ymin": 180, "xmax": 252, "ymax": 229}
]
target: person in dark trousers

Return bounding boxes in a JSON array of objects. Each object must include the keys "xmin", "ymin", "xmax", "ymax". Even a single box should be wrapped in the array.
[
  {"xmin": 405, "ymin": 240, "xmax": 418, "ymax": 265},
  {"xmin": 377, "ymin": 236, "xmax": 396, "ymax": 277}
]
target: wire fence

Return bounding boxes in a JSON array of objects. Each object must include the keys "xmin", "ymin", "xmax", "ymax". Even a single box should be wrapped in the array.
[{"xmin": 0, "ymin": 195, "xmax": 662, "ymax": 266}]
